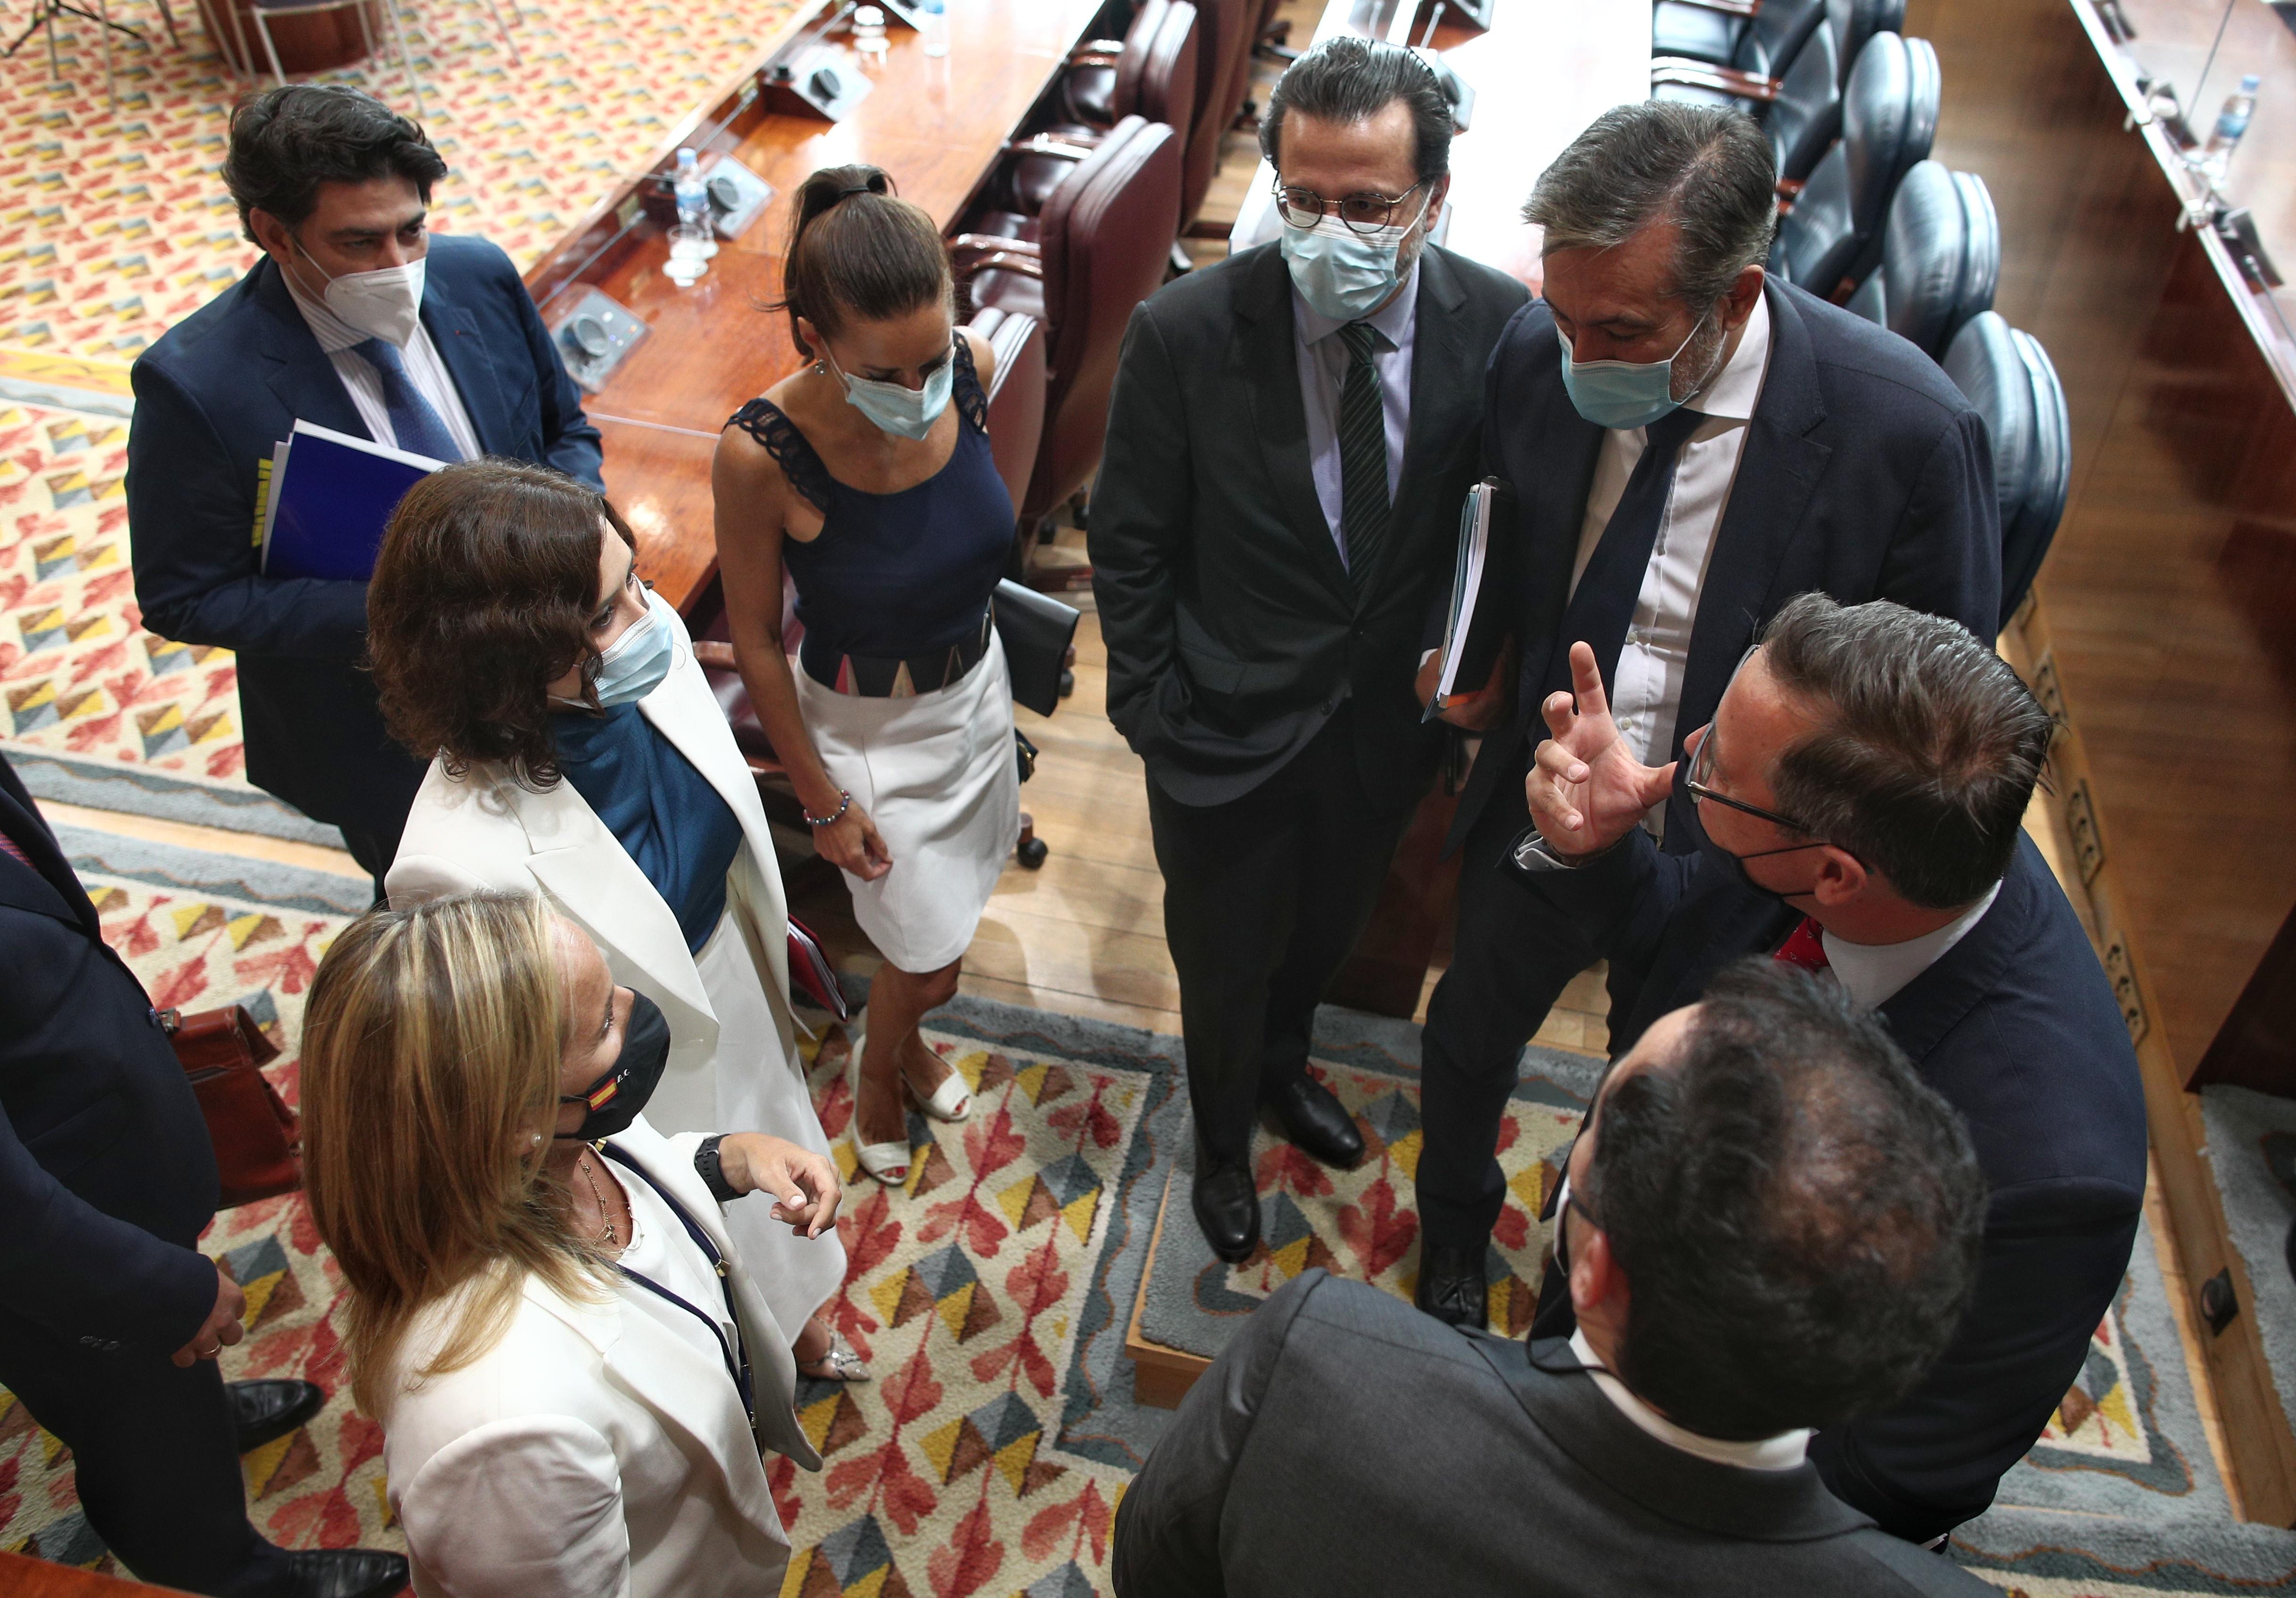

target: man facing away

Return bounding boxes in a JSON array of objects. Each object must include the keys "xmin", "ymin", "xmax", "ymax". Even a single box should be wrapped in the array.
[
  {"xmin": 1114, "ymin": 959, "xmax": 2001, "ymax": 1597},
  {"xmin": 1410, "ymin": 102, "xmax": 2001, "ymax": 1330},
  {"xmin": 127, "ymin": 85, "xmax": 602, "ymax": 899},
  {"xmin": 1091, "ymin": 37, "xmax": 1528, "ymax": 1264},
  {"xmin": 1516, "ymin": 594, "xmax": 2148, "ymax": 1541}
]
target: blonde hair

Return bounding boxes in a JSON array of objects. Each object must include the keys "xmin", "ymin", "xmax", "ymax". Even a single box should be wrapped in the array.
[{"xmin": 301, "ymin": 892, "xmax": 611, "ymax": 1417}]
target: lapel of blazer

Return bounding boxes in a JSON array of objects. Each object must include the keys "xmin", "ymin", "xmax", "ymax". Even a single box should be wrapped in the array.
[
  {"xmin": 595, "ymin": 1121, "xmax": 820, "ymax": 1474},
  {"xmin": 1368, "ymin": 247, "xmax": 1473, "ymax": 601},
  {"xmin": 1678, "ymin": 280, "xmax": 1832, "ymax": 733},
  {"xmin": 1235, "ymin": 246, "xmax": 1354, "ymax": 607},
  {"xmin": 635, "ymin": 624, "xmax": 794, "ymax": 1002},
  {"xmin": 249, "ymin": 262, "xmax": 370, "ymax": 441},
  {"xmin": 513, "ymin": 767, "xmax": 718, "ymax": 1026},
  {"xmin": 1507, "ymin": 301, "xmax": 1605, "ymax": 738},
  {"xmin": 421, "ymin": 256, "xmax": 513, "ymax": 455}
]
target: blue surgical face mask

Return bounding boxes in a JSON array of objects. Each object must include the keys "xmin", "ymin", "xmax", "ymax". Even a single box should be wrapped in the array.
[
  {"xmin": 1279, "ymin": 189, "xmax": 1431, "ymax": 322},
  {"xmin": 825, "ymin": 342, "xmax": 953, "ymax": 441},
  {"xmin": 1557, "ymin": 313, "xmax": 1712, "ymax": 431},
  {"xmin": 589, "ymin": 586, "xmax": 677, "ymax": 707}
]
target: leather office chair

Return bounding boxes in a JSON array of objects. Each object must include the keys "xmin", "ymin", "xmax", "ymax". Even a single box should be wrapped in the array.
[
  {"xmin": 1771, "ymin": 31, "xmax": 1938, "ymax": 303},
  {"xmin": 1003, "ymin": 1, "xmax": 1196, "ymax": 227},
  {"xmin": 1651, "ymin": 0, "xmax": 1825, "ymax": 84},
  {"xmin": 1823, "ymin": 0, "xmax": 1902, "ymax": 88},
  {"xmin": 1942, "ymin": 312, "xmax": 2069, "ymax": 630},
  {"xmin": 1179, "ymin": 0, "xmax": 1254, "ymax": 226},
  {"xmin": 955, "ymin": 116, "xmax": 1185, "ymax": 535},
  {"xmin": 1845, "ymin": 162, "xmax": 1999, "ymax": 358},
  {"xmin": 1655, "ymin": 15, "xmax": 1840, "ymax": 189}
]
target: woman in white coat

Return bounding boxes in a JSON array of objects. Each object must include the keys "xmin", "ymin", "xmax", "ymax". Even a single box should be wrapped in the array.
[
  {"xmin": 367, "ymin": 458, "xmax": 860, "ymax": 1381},
  {"xmin": 302, "ymin": 892, "xmax": 840, "ymax": 1597}
]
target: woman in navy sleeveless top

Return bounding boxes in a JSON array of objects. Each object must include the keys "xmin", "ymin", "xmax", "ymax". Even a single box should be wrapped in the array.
[{"xmin": 712, "ymin": 165, "xmax": 1018, "ymax": 1187}]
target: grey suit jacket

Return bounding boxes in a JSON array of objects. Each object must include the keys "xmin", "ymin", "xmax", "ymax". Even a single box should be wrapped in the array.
[{"xmin": 1113, "ymin": 1271, "xmax": 1996, "ymax": 1597}]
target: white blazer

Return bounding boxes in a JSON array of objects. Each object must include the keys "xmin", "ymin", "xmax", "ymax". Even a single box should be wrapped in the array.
[
  {"xmin": 387, "ymin": 609, "xmax": 799, "ymax": 1125},
  {"xmin": 382, "ymin": 1118, "xmax": 822, "ymax": 1598}
]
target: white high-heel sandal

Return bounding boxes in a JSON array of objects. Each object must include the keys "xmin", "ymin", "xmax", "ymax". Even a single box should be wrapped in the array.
[
  {"xmin": 847, "ymin": 1022, "xmax": 912, "ymax": 1186},
  {"xmin": 902, "ymin": 1047, "xmax": 972, "ymax": 1124}
]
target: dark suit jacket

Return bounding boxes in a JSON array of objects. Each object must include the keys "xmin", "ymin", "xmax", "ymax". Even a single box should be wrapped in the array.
[
  {"xmin": 1452, "ymin": 278, "xmax": 2001, "ymax": 852},
  {"xmin": 0, "ymin": 755, "xmax": 220, "ymax": 1358},
  {"xmin": 1524, "ymin": 832, "xmax": 2149, "ymax": 1542},
  {"xmin": 1091, "ymin": 242, "xmax": 1530, "ymax": 813},
  {"xmin": 125, "ymin": 233, "xmax": 604, "ymax": 831},
  {"xmin": 1113, "ymin": 1270, "xmax": 1996, "ymax": 1597}
]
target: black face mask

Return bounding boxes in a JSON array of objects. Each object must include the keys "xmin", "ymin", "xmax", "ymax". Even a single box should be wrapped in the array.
[
  {"xmin": 556, "ymin": 989, "xmax": 672, "ymax": 1141},
  {"xmin": 1688, "ymin": 799, "xmax": 1828, "ymax": 906}
]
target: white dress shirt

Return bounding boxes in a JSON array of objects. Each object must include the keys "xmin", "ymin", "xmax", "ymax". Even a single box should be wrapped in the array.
[
  {"xmin": 281, "ymin": 264, "xmax": 482, "ymax": 460},
  {"xmin": 1820, "ymin": 880, "xmax": 2002, "ymax": 1009},
  {"xmin": 1568, "ymin": 1327, "xmax": 1812, "ymax": 1470},
  {"xmin": 1294, "ymin": 262, "xmax": 1419, "ymax": 566},
  {"xmin": 1572, "ymin": 295, "xmax": 1773, "ymax": 833}
]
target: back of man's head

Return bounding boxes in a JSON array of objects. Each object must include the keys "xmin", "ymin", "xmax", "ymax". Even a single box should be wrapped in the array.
[
  {"xmin": 1761, "ymin": 593, "xmax": 2054, "ymax": 909},
  {"xmin": 222, "ymin": 85, "xmax": 446, "ymax": 244},
  {"xmin": 1525, "ymin": 101, "xmax": 1776, "ymax": 309},
  {"xmin": 1586, "ymin": 960, "xmax": 1985, "ymax": 1440}
]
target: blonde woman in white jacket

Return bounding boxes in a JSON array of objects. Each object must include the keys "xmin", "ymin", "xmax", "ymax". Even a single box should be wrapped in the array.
[
  {"xmin": 301, "ymin": 892, "xmax": 841, "ymax": 1597},
  {"xmin": 367, "ymin": 460, "xmax": 860, "ymax": 1382}
]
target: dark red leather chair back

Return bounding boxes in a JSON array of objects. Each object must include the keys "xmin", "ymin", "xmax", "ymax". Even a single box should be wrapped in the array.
[
  {"xmin": 1029, "ymin": 115, "xmax": 1182, "ymax": 518},
  {"xmin": 1133, "ymin": 0, "xmax": 1200, "ymax": 135},
  {"xmin": 1179, "ymin": 0, "xmax": 1248, "ymax": 223},
  {"xmin": 967, "ymin": 305, "xmax": 1047, "ymax": 513}
]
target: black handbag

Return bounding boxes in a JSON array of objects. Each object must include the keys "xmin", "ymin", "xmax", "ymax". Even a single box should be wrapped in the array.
[{"xmin": 992, "ymin": 579, "xmax": 1081, "ymax": 717}]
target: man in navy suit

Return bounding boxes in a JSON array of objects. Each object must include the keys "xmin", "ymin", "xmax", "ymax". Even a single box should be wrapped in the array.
[
  {"xmin": 127, "ymin": 86, "xmax": 603, "ymax": 896},
  {"xmin": 1411, "ymin": 102, "xmax": 2001, "ymax": 1326},
  {"xmin": 1512, "ymin": 594, "xmax": 2148, "ymax": 1543},
  {"xmin": 0, "ymin": 752, "xmax": 408, "ymax": 1598}
]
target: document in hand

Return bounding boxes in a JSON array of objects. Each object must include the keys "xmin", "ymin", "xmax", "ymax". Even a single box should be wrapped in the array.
[
  {"xmin": 257, "ymin": 420, "xmax": 445, "ymax": 582},
  {"xmin": 1425, "ymin": 476, "xmax": 1513, "ymax": 719}
]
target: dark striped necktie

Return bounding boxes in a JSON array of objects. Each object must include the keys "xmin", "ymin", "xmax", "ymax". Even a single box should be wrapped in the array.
[
  {"xmin": 354, "ymin": 337, "xmax": 462, "ymax": 461},
  {"xmin": 1337, "ymin": 320, "xmax": 1390, "ymax": 597}
]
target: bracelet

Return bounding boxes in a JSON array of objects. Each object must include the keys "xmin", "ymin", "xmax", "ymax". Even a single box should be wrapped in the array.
[
  {"xmin": 803, "ymin": 790, "xmax": 852, "ymax": 827},
  {"xmin": 694, "ymin": 1134, "xmax": 740, "ymax": 1203}
]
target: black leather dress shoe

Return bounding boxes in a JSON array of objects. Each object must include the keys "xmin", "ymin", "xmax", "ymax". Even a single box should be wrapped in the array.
[
  {"xmin": 231, "ymin": 1379, "xmax": 327, "ymax": 1454},
  {"xmin": 1192, "ymin": 1160, "xmax": 1262, "ymax": 1264},
  {"xmin": 1265, "ymin": 1077, "xmax": 1364, "ymax": 1169},
  {"xmin": 1415, "ymin": 1244, "xmax": 1489, "ymax": 1329},
  {"xmin": 285, "ymin": 1548, "xmax": 410, "ymax": 1598}
]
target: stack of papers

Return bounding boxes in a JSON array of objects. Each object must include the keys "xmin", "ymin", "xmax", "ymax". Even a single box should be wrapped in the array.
[{"xmin": 1426, "ymin": 476, "xmax": 1512, "ymax": 717}]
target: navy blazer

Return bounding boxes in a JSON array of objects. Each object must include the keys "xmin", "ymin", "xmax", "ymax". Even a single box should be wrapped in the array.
[
  {"xmin": 1093, "ymin": 243, "xmax": 1530, "ymax": 813},
  {"xmin": 0, "ymin": 755, "xmax": 220, "ymax": 1357},
  {"xmin": 1525, "ymin": 832, "xmax": 2149, "ymax": 1542},
  {"xmin": 125, "ymin": 233, "xmax": 603, "ymax": 830},
  {"xmin": 1451, "ymin": 278, "xmax": 2001, "ymax": 853}
]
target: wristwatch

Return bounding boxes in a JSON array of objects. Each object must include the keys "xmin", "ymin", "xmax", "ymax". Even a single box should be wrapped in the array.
[{"xmin": 694, "ymin": 1134, "xmax": 740, "ymax": 1203}]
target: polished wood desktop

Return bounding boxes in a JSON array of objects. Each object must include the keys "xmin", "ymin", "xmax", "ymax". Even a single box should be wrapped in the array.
[
  {"xmin": 520, "ymin": 0, "xmax": 1109, "ymax": 609},
  {"xmin": 1911, "ymin": 0, "xmax": 2296, "ymax": 1522}
]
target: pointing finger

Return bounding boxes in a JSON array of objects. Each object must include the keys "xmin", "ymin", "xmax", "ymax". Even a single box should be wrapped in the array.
[{"xmin": 1568, "ymin": 642, "xmax": 1610, "ymax": 723}]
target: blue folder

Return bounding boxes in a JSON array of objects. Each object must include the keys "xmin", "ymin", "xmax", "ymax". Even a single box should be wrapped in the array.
[{"xmin": 258, "ymin": 420, "xmax": 444, "ymax": 582}]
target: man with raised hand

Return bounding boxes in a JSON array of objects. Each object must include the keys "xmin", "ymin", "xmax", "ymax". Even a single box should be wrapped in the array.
[{"xmin": 1515, "ymin": 594, "xmax": 2148, "ymax": 1544}]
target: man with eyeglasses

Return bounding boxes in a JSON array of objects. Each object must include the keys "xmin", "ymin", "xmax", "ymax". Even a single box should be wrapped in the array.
[
  {"xmin": 1411, "ymin": 100, "xmax": 2002, "ymax": 1342},
  {"xmin": 1510, "ymin": 593, "xmax": 2147, "ymax": 1547},
  {"xmin": 1091, "ymin": 36, "xmax": 1527, "ymax": 1262},
  {"xmin": 1113, "ymin": 959, "xmax": 2001, "ymax": 1598}
]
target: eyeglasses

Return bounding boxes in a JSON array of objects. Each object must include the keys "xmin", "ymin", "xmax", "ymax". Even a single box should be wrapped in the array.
[
  {"xmin": 1684, "ymin": 720, "xmax": 1817, "ymax": 835},
  {"xmin": 1272, "ymin": 178, "xmax": 1428, "ymax": 235}
]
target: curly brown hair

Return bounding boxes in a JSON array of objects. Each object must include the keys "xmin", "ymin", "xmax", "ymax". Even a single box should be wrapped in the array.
[{"xmin": 367, "ymin": 458, "xmax": 635, "ymax": 786}]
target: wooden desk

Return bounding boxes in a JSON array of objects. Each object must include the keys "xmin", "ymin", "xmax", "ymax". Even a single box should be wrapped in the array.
[
  {"xmin": 1909, "ymin": 0, "xmax": 2296, "ymax": 1522},
  {"xmin": 520, "ymin": 0, "xmax": 1109, "ymax": 608}
]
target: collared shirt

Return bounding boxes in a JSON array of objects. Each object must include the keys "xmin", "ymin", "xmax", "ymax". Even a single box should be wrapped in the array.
[
  {"xmin": 1822, "ymin": 879, "xmax": 2002, "ymax": 1009},
  {"xmin": 1572, "ymin": 294, "xmax": 1774, "ymax": 835},
  {"xmin": 281, "ymin": 263, "xmax": 483, "ymax": 460},
  {"xmin": 1568, "ymin": 1327, "xmax": 1812, "ymax": 1470},
  {"xmin": 1294, "ymin": 261, "xmax": 1419, "ymax": 566}
]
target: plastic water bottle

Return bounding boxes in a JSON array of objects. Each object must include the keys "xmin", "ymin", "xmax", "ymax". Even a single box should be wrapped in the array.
[
  {"xmin": 918, "ymin": 0, "xmax": 947, "ymax": 58},
  {"xmin": 672, "ymin": 147, "xmax": 718, "ymax": 260},
  {"xmin": 2202, "ymin": 74, "xmax": 2260, "ymax": 181}
]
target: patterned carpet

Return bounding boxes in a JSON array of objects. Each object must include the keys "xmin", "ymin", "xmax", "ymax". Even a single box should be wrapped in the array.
[{"xmin": 5, "ymin": 830, "xmax": 2293, "ymax": 1597}]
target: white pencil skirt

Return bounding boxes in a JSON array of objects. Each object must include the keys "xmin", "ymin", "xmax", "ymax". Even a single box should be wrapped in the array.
[
  {"xmin": 681, "ymin": 904, "xmax": 847, "ymax": 1342},
  {"xmin": 795, "ymin": 632, "xmax": 1020, "ymax": 973}
]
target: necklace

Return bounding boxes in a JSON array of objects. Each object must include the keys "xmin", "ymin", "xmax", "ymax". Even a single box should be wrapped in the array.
[{"xmin": 576, "ymin": 1149, "xmax": 620, "ymax": 1247}]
